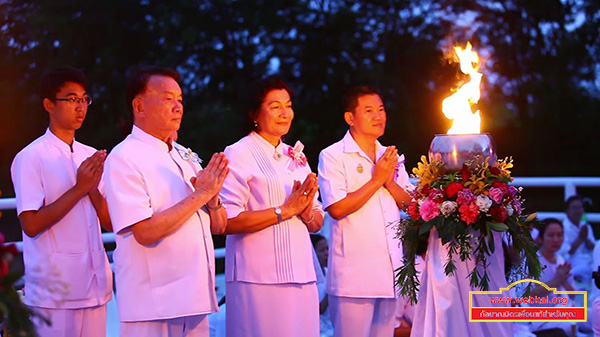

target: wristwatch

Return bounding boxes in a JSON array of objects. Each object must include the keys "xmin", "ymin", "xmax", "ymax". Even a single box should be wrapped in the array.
[{"xmin": 274, "ymin": 207, "xmax": 283, "ymax": 223}]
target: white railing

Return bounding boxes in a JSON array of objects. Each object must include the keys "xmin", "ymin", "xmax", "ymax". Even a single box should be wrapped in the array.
[
  {"xmin": 1, "ymin": 198, "xmax": 226, "ymax": 258},
  {"xmin": 1, "ymin": 176, "xmax": 599, "ymax": 251},
  {"xmin": 512, "ymin": 177, "xmax": 600, "ymax": 222}
]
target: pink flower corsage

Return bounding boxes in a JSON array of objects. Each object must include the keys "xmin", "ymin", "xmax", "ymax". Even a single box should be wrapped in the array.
[{"xmin": 286, "ymin": 141, "xmax": 308, "ymax": 172}]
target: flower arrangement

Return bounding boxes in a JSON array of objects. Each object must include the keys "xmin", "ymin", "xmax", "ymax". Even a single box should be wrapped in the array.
[
  {"xmin": 0, "ymin": 233, "xmax": 48, "ymax": 336},
  {"xmin": 396, "ymin": 156, "xmax": 542, "ymax": 304}
]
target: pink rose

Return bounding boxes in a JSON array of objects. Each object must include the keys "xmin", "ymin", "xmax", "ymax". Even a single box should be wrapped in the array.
[
  {"xmin": 420, "ymin": 198, "xmax": 441, "ymax": 221},
  {"xmin": 508, "ymin": 186, "xmax": 518, "ymax": 198},
  {"xmin": 456, "ymin": 189, "xmax": 476, "ymax": 205},
  {"xmin": 489, "ymin": 187, "xmax": 504, "ymax": 204}
]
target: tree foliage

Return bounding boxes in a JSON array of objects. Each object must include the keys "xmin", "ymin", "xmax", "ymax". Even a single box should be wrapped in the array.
[{"xmin": 1, "ymin": 0, "xmax": 599, "ymax": 197}]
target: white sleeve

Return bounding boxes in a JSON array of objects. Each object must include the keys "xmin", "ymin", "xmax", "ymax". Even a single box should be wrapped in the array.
[
  {"xmin": 317, "ymin": 148, "xmax": 347, "ymax": 209},
  {"xmin": 104, "ymin": 152, "xmax": 153, "ymax": 234},
  {"xmin": 11, "ymin": 150, "xmax": 45, "ymax": 215},
  {"xmin": 220, "ymin": 145, "xmax": 252, "ymax": 219}
]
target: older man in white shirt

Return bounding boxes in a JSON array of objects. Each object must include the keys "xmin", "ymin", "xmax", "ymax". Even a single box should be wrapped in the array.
[
  {"xmin": 11, "ymin": 67, "xmax": 113, "ymax": 337},
  {"xmin": 104, "ymin": 67, "xmax": 228, "ymax": 337},
  {"xmin": 318, "ymin": 85, "xmax": 412, "ymax": 337}
]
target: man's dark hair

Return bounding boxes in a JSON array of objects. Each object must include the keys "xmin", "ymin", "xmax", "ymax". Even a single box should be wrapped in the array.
[
  {"xmin": 244, "ymin": 76, "xmax": 294, "ymax": 134},
  {"xmin": 341, "ymin": 85, "xmax": 381, "ymax": 113},
  {"xmin": 125, "ymin": 66, "xmax": 181, "ymax": 116},
  {"xmin": 39, "ymin": 67, "xmax": 88, "ymax": 101}
]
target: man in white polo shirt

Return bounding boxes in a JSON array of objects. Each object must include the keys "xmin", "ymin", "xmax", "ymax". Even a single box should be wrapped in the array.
[
  {"xmin": 318, "ymin": 85, "xmax": 412, "ymax": 337},
  {"xmin": 11, "ymin": 67, "xmax": 113, "ymax": 337},
  {"xmin": 104, "ymin": 67, "xmax": 228, "ymax": 337}
]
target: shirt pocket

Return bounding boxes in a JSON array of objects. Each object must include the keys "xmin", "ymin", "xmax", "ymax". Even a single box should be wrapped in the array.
[{"xmin": 49, "ymin": 252, "xmax": 94, "ymax": 302}]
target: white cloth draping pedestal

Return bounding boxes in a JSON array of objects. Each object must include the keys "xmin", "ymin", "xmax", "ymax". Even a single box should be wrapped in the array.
[{"xmin": 410, "ymin": 230, "xmax": 513, "ymax": 337}]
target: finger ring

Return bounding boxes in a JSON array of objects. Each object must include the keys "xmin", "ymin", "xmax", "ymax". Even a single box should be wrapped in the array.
[{"xmin": 303, "ymin": 192, "xmax": 308, "ymax": 196}]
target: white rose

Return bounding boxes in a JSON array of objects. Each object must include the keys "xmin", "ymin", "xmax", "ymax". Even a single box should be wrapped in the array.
[
  {"xmin": 440, "ymin": 201, "xmax": 458, "ymax": 216},
  {"xmin": 505, "ymin": 204, "xmax": 514, "ymax": 216},
  {"xmin": 475, "ymin": 195, "xmax": 492, "ymax": 213}
]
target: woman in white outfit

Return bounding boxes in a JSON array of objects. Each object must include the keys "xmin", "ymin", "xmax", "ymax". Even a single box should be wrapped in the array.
[{"xmin": 220, "ymin": 76, "xmax": 324, "ymax": 337}]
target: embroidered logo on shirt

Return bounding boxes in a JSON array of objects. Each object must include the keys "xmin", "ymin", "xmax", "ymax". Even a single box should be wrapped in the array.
[
  {"xmin": 174, "ymin": 144, "xmax": 202, "ymax": 164},
  {"xmin": 357, "ymin": 163, "xmax": 364, "ymax": 173}
]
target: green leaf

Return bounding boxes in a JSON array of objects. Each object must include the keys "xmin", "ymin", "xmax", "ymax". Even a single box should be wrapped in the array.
[
  {"xmin": 488, "ymin": 222, "xmax": 508, "ymax": 232},
  {"xmin": 418, "ymin": 221, "xmax": 434, "ymax": 235}
]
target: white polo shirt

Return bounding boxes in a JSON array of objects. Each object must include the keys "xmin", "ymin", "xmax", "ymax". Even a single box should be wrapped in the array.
[
  {"xmin": 220, "ymin": 132, "xmax": 323, "ymax": 284},
  {"xmin": 104, "ymin": 126, "xmax": 218, "ymax": 322},
  {"xmin": 10, "ymin": 128, "xmax": 112, "ymax": 309},
  {"xmin": 318, "ymin": 131, "xmax": 411, "ymax": 298}
]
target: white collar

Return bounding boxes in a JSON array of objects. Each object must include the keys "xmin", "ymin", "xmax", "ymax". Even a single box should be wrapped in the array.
[{"xmin": 130, "ymin": 125, "xmax": 170, "ymax": 153}]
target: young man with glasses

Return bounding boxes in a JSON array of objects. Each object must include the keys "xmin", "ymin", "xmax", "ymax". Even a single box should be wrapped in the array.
[{"xmin": 11, "ymin": 67, "xmax": 113, "ymax": 337}]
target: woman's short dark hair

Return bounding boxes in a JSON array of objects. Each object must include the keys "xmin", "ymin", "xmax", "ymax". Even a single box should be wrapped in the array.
[
  {"xmin": 244, "ymin": 76, "xmax": 294, "ymax": 134},
  {"xmin": 126, "ymin": 66, "xmax": 181, "ymax": 117},
  {"xmin": 310, "ymin": 233, "xmax": 326, "ymax": 248},
  {"xmin": 538, "ymin": 217, "xmax": 563, "ymax": 240},
  {"xmin": 341, "ymin": 85, "xmax": 381, "ymax": 113},
  {"xmin": 40, "ymin": 67, "xmax": 88, "ymax": 101},
  {"xmin": 565, "ymin": 195, "xmax": 584, "ymax": 210}
]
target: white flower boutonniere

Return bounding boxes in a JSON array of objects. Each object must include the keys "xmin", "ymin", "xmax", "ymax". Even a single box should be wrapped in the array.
[{"xmin": 174, "ymin": 143, "xmax": 203, "ymax": 164}]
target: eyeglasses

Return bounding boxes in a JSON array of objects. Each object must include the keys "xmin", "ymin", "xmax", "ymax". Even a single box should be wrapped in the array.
[{"xmin": 53, "ymin": 96, "xmax": 93, "ymax": 106}]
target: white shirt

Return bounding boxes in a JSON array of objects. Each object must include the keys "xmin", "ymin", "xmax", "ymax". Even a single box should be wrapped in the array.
[
  {"xmin": 104, "ymin": 126, "xmax": 218, "ymax": 321},
  {"xmin": 559, "ymin": 216, "xmax": 594, "ymax": 259},
  {"xmin": 536, "ymin": 253, "xmax": 571, "ymax": 306},
  {"xmin": 318, "ymin": 131, "xmax": 411, "ymax": 298},
  {"xmin": 10, "ymin": 129, "xmax": 112, "ymax": 309},
  {"xmin": 220, "ymin": 132, "xmax": 323, "ymax": 284}
]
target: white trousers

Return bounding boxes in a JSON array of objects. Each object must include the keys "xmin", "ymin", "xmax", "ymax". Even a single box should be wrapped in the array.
[
  {"xmin": 329, "ymin": 295, "xmax": 396, "ymax": 337},
  {"xmin": 119, "ymin": 314, "xmax": 209, "ymax": 337},
  {"xmin": 33, "ymin": 304, "xmax": 107, "ymax": 337},
  {"xmin": 226, "ymin": 281, "xmax": 319, "ymax": 337}
]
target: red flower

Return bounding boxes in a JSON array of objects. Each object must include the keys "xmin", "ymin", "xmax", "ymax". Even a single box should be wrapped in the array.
[
  {"xmin": 446, "ymin": 182, "xmax": 463, "ymax": 198},
  {"xmin": 421, "ymin": 184, "xmax": 430, "ymax": 196},
  {"xmin": 0, "ymin": 259, "xmax": 9, "ymax": 278},
  {"xmin": 489, "ymin": 167, "xmax": 501, "ymax": 176},
  {"xmin": 490, "ymin": 205, "xmax": 508, "ymax": 223},
  {"xmin": 459, "ymin": 202, "xmax": 479, "ymax": 225},
  {"xmin": 428, "ymin": 189, "xmax": 445, "ymax": 203},
  {"xmin": 408, "ymin": 202, "xmax": 420, "ymax": 220},
  {"xmin": 461, "ymin": 164, "xmax": 470, "ymax": 181},
  {"xmin": 492, "ymin": 181, "xmax": 509, "ymax": 193}
]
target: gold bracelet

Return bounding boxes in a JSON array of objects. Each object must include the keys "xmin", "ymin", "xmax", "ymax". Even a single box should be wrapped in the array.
[
  {"xmin": 301, "ymin": 212, "xmax": 315, "ymax": 224},
  {"xmin": 206, "ymin": 197, "xmax": 223, "ymax": 211}
]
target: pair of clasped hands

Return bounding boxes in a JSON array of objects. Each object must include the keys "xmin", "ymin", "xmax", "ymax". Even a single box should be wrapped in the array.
[
  {"xmin": 76, "ymin": 150, "xmax": 230, "ymax": 207},
  {"xmin": 75, "ymin": 150, "xmax": 107, "ymax": 197},
  {"xmin": 373, "ymin": 146, "xmax": 400, "ymax": 188}
]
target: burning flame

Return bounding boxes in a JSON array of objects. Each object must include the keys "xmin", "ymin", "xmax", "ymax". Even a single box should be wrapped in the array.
[{"xmin": 442, "ymin": 42, "xmax": 482, "ymax": 134}]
